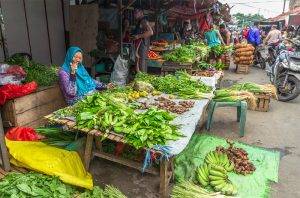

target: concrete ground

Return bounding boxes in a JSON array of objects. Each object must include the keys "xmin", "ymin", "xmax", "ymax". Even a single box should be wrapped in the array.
[{"xmin": 90, "ymin": 66, "xmax": 300, "ymax": 198}]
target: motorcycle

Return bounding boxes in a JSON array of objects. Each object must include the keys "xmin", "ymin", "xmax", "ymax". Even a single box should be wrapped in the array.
[
  {"xmin": 253, "ymin": 45, "xmax": 267, "ymax": 69},
  {"xmin": 267, "ymin": 40, "xmax": 300, "ymax": 101}
]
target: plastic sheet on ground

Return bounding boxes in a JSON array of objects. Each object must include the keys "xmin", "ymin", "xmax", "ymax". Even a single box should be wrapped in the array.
[
  {"xmin": 174, "ymin": 134, "xmax": 280, "ymax": 198},
  {"xmin": 5, "ymin": 138, "xmax": 93, "ymax": 189}
]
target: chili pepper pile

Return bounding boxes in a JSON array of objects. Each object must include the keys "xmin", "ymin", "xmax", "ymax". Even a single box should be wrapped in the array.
[{"xmin": 147, "ymin": 50, "xmax": 160, "ymax": 59}]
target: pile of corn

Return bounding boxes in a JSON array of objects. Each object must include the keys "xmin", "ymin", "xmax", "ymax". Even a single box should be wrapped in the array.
[
  {"xmin": 233, "ymin": 43, "xmax": 255, "ymax": 65},
  {"xmin": 213, "ymin": 82, "xmax": 277, "ymax": 110}
]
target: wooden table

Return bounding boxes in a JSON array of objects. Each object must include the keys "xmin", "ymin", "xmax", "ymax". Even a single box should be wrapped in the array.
[{"xmin": 45, "ymin": 114, "xmax": 174, "ymax": 198}]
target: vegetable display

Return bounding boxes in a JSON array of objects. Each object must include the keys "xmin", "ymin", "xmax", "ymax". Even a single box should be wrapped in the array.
[
  {"xmin": 55, "ymin": 92, "xmax": 183, "ymax": 149},
  {"xmin": 147, "ymin": 50, "xmax": 161, "ymax": 59},
  {"xmin": 6, "ymin": 55, "xmax": 58, "ymax": 87},
  {"xmin": 0, "ymin": 172, "xmax": 127, "ymax": 198},
  {"xmin": 163, "ymin": 45, "xmax": 196, "ymax": 63},
  {"xmin": 136, "ymin": 71, "xmax": 213, "ymax": 99}
]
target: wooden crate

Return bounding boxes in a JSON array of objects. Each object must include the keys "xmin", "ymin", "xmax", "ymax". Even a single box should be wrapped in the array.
[
  {"xmin": 236, "ymin": 64, "xmax": 250, "ymax": 74},
  {"xmin": 252, "ymin": 93, "xmax": 271, "ymax": 112},
  {"xmin": 1, "ymin": 85, "xmax": 66, "ymax": 128}
]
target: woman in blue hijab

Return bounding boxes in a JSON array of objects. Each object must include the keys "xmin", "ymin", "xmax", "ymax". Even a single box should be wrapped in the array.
[{"xmin": 59, "ymin": 46, "xmax": 111, "ymax": 105}]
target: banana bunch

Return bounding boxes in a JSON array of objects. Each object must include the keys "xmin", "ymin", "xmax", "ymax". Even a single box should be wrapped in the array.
[
  {"xmin": 209, "ymin": 165, "xmax": 238, "ymax": 196},
  {"xmin": 196, "ymin": 164, "xmax": 211, "ymax": 187},
  {"xmin": 204, "ymin": 151, "xmax": 234, "ymax": 172}
]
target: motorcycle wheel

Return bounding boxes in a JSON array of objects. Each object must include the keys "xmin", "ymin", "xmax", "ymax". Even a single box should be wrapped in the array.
[{"xmin": 276, "ymin": 75, "xmax": 300, "ymax": 102}]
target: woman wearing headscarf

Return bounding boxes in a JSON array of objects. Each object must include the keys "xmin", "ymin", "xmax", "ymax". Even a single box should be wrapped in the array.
[{"xmin": 59, "ymin": 46, "xmax": 112, "ymax": 105}]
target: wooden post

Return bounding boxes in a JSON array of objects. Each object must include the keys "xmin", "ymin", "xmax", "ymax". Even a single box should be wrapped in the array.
[
  {"xmin": 0, "ymin": 112, "xmax": 10, "ymax": 171},
  {"xmin": 159, "ymin": 159, "xmax": 168, "ymax": 198},
  {"xmin": 95, "ymin": 137, "xmax": 103, "ymax": 151},
  {"xmin": 84, "ymin": 134, "xmax": 94, "ymax": 170}
]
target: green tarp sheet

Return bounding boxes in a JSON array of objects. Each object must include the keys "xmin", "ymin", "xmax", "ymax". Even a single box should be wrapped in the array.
[{"xmin": 174, "ymin": 134, "xmax": 280, "ymax": 198}]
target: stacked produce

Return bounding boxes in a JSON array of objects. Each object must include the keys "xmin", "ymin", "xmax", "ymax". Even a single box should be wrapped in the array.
[
  {"xmin": 135, "ymin": 71, "xmax": 213, "ymax": 99},
  {"xmin": 55, "ymin": 92, "xmax": 183, "ymax": 149},
  {"xmin": 233, "ymin": 43, "xmax": 255, "ymax": 65},
  {"xmin": 6, "ymin": 54, "xmax": 58, "ymax": 87},
  {"xmin": 216, "ymin": 141, "xmax": 256, "ymax": 175},
  {"xmin": 213, "ymin": 89, "xmax": 257, "ymax": 108},
  {"xmin": 229, "ymin": 82, "xmax": 277, "ymax": 99},
  {"xmin": 153, "ymin": 97, "xmax": 195, "ymax": 114},
  {"xmin": 0, "ymin": 172, "xmax": 127, "ymax": 198},
  {"xmin": 147, "ymin": 50, "xmax": 161, "ymax": 60},
  {"xmin": 196, "ymin": 151, "xmax": 237, "ymax": 196}
]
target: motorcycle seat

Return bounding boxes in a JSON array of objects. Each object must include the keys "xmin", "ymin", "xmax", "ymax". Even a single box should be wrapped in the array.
[{"xmin": 290, "ymin": 56, "xmax": 300, "ymax": 63}]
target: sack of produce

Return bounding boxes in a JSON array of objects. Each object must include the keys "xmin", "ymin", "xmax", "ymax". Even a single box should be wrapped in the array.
[
  {"xmin": 133, "ymin": 80, "xmax": 154, "ymax": 92},
  {"xmin": 110, "ymin": 55, "xmax": 129, "ymax": 86}
]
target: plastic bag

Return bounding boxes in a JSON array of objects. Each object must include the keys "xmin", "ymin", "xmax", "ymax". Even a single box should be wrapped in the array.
[
  {"xmin": 110, "ymin": 55, "xmax": 129, "ymax": 86},
  {"xmin": 0, "ymin": 81, "xmax": 38, "ymax": 105},
  {"xmin": 5, "ymin": 138, "xmax": 93, "ymax": 189},
  {"xmin": 6, "ymin": 127, "xmax": 40, "ymax": 141},
  {"xmin": 0, "ymin": 64, "xmax": 26, "ymax": 85}
]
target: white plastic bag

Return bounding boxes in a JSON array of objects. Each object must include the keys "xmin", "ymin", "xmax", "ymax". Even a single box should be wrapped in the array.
[{"xmin": 110, "ymin": 55, "xmax": 129, "ymax": 86}]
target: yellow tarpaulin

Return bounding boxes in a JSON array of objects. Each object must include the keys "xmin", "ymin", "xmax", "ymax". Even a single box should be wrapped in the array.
[{"xmin": 5, "ymin": 138, "xmax": 93, "ymax": 189}]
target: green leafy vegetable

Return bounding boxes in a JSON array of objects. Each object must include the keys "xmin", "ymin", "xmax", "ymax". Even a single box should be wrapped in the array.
[{"xmin": 6, "ymin": 55, "xmax": 58, "ymax": 87}]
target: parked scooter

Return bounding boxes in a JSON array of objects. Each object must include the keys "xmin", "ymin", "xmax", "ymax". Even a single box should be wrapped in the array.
[
  {"xmin": 267, "ymin": 40, "xmax": 300, "ymax": 101},
  {"xmin": 253, "ymin": 45, "xmax": 266, "ymax": 69}
]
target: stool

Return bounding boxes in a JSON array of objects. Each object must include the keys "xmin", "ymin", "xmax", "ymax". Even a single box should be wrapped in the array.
[{"xmin": 206, "ymin": 100, "xmax": 247, "ymax": 137}]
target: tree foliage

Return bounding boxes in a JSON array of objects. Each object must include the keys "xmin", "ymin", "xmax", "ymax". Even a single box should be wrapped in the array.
[{"xmin": 233, "ymin": 13, "xmax": 266, "ymax": 28}]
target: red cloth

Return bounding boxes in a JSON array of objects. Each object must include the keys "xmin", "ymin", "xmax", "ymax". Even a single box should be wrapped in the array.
[
  {"xmin": 6, "ymin": 65, "xmax": 26, "ymax": 77},
  {"xmin": 6, "ymin": 127, "xmax": 40, "ymax": 141},
  {"xmin": 0, "ymin": 81, "xmax": 37, "ymax": 105}
]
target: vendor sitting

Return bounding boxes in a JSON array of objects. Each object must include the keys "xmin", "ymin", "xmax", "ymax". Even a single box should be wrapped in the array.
[{"xmin": 59, "ymin": 46, "xmax": 112, "ymax": 105}]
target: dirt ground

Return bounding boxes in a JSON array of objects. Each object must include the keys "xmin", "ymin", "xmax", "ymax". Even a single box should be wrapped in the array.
[{"xmin": 90, "ymin": 66, "xmax": 300, "ymax": 198}]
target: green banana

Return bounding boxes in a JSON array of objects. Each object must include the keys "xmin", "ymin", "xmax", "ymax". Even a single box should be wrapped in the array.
[
  {"xmin": 221, "ymin": 183, "xmax": 231, "ymax": 195},
  {"xmin": 211, "ymin": 165, "xmax": 227, "ymax": 174},
  {"xmin": 209, "ymin": 175, "xmax": 227, "ymax": 181},
  {"xmin": 209, "ymin": 170, "xmax": 226, "ymax": 178},
  {"xmin": 197, "ymin": 174, "xmax": 209, "ymax": 187},
  {"xmin": 225, "ymin": 162, "xmax": 235, "ymax": 172},
  {"xmin": 198, "ymin": 168, "xmax": 208, "ymax": 182},
  {"xmin": 214, "ymin": 181, "xmax": 227, "ymax": 191},
  {"xmin": 225, "ymin": 184, "xmax": 234, "ymax": 195},
  {"xmin": 210, "ymin": 179, "xmax": 225, "ymax": 186},
  {"xmin": 203, "ymin": 164, "xmax": 210, "ymax": 175},
  {"xmin": 213, "ymin": 151, "xmax": 220, "ymax": 164},
  {"xmin": 232, "ymin": 184, "xmax": 238, "ymax": 195}
]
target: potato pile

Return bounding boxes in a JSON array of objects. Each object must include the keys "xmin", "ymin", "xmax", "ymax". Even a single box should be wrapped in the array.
[{"xmin": 233, "ymin": 43, "xmax": 255, "ymax": 65}]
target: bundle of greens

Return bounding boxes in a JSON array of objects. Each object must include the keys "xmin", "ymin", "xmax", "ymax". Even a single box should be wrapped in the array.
[
  {"xmin": 229, "ymin": 82, "xmax": 277, "ymax": 99},
  {"xmin": 171, "ymin": 181, "xmax": 227, "ymax": 198},
  {"xmin": 55, "ymin": 92, "xmax": 183, "ymax": 149},
  {"xmin": 194, "ymin": 61, "xmax": 213, "ymax": 70},
  {"xmin": 0, "ymin": 172, "xmax": 127, "ymax": 198},
  {"xmin": 6, "ymin": 55, "xmax": 58, "ymax": 87},
  {"xmin": 35, "ymin": 127, "xmax": 85, "ymax": 151},
  {"xmin": 213, "ymin": 62, "xmax": 226, "ymax": 70},
  {"xmin": 163, "ymin": 45, "xmax": 196, "ymax": 63},
  {"xmin": 213, "ymin": 89, "xmax": 257, "ymax": 109},
  {"xmin": 188, "ymin": 41, "xmax": 211, "ymax": 61},
  {"xmin": 136, "ymin": 71, "xmax": 213, "ymax": 99},
  {"xmin": 211, "ymin": 45, "xmax": 232, "ymax": 57},
  {"xmin": 79, "ymin": 185, "xmax": 127, "ymax": 198}
]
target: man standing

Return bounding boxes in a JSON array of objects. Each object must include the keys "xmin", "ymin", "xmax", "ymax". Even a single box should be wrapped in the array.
[
  {"xmin": 247, "ymin": 22, "xmax": 261, "ymax": 47},
  {"xmin": 133, "ymin": 8, "xmax": 153, "ymax": 73},
  {"xmin": 219, "ymin": 24, "xmax": 231, "ymax": 45},
  {"xmin": 264, "ymin": 25, "xmax": 282, "ymax": 47}
]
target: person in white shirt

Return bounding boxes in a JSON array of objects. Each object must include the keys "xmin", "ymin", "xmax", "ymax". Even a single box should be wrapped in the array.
[{"xmin": 264, "ymin": 25, "xmax": 282, "ymax": 47}]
